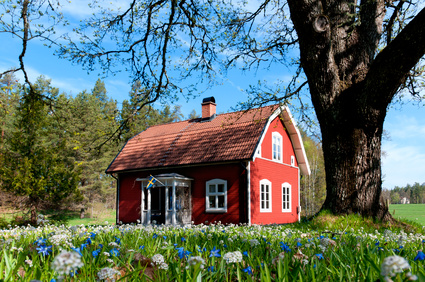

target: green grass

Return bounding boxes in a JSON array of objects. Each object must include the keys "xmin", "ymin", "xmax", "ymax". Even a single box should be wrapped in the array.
[
  {"xmin": 0, "ymin": 207, "xmax": 116, "ymax": 227},
  {"xmin": 389, "ymin": 204, "xmax": 425, "ymax": 226}
]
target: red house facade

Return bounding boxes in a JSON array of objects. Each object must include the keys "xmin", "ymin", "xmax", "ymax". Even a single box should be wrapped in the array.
[{"xmin": 106, "ymin": 97, "xmax": 310, "ymax": 225}]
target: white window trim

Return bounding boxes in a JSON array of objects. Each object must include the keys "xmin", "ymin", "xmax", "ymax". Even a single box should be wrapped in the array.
[
  {"xmin": 260, "ymin": 179, "xmax": 272, "ymax": 213},
  {"xmin": 282, "ymin": 182, "xmax": 291, "ymax": 212},
  {"xmin": 272, "ymin": 132, "xmax": 283, "ymax": 163},
  {"xmin": 205, "ymin": 179, "xmax": 227, "ymax": 213}
]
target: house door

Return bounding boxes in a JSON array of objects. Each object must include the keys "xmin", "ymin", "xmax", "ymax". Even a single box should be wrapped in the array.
[{"xmin": 150, "ymin": 187, "xmax": 165, "ymax": 224}]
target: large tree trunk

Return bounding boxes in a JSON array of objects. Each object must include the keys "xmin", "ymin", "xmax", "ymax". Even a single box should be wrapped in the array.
[
  {"xmin": 286, "ymin": 1, "xmax": 425, "ymax": 220},
  {"xmin": 320, "ymin": 102, "xmax": 391, "ymax": 220}
]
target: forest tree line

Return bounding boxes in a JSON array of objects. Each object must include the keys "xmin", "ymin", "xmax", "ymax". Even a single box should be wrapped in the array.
[
  {"xmin": 0, "ymin": 73, "xmax": 326, "ymax": 222},
  {"xmin": 382, "ymin": 183, "xmax": 425, "ymax": 205}
]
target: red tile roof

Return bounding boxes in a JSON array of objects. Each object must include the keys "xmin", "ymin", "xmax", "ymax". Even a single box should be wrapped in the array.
[{"xmin": 106, "ymin": 105, "xmax": 279, "ymax": 173}]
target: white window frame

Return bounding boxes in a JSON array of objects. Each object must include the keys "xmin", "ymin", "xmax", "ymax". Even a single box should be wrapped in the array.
[
  {"xmin": 205, "ymin": 179, "xmax": 227, "ymax": 213},
  {"xmin": 260, "ymin": 179, "xmax": 272, "ymax": 212},
  {"xmin": 272, "ymin": 132, "xmax": 283, "ymax": 162},
  {"xmin": 282, "ymin": 182, "xmax": 291, "ymax": 212}
]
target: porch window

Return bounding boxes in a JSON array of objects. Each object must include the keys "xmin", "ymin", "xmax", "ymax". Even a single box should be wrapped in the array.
[
  {"xmin": 272, "ymin": 132, "xmax": 282, "ymax": 162},
  {"xmin": 205, "ymin": 179, "xmax": 227, "ymax": 213},
  {"xmin": 282, "ymin": 183, "xmax": 291, "ymax": 212},
  {"xmin": 260, "ymin": 179, "xmax": 272, "ymax": 212}
]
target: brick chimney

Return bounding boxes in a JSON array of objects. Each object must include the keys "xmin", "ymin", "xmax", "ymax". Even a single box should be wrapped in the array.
[{"xmin": 201, "ymin": 97, "xmax": 216, "ymax": 119}]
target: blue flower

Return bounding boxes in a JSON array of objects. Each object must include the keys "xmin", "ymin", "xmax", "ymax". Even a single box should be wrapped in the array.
[
  {"xmin": 153, "ymin": 233, "xmax": 158, "ymax": 239},
  {"xmin": 375, "ymin": 241, "xmax": 380, "ymax": 246},
  {"xmin": 110, "ymin": 248, "xmax": 120, "ymax": 257},
  {"xmin": 181, "ymin": 237, "xmax": 186, "ymax": 242},
  {"xmin": 207, "ymin": 266, "xmax": 215, "ymax": 272},
  {"xmin": 139, "ymin": 245, "xmax": 145, "ymax": 250},
  {"xmin": 50, "ymin": 279, "xmax": 56, "ymax": 282},
  {"xmin": 176, "ymin": 247, "xmax": 185, "ymax": 259},
  {"xmin": 315, "ymin": 253, "xmax": 324, "ymax": 260},
  {"xmin": 296, "ymin": 242, "xmax": 302, "ymax": 247},
  {"xmin": 414, "ymin": 251, "xmax": 425, "ymax": 261},
  {"xmin": 34, "ymin": 238, "xmax": 47, "ymax": 246},
  {"xmin": 209, "ymin": 246, "xmax": 221, "ymax": 258},
  {"xmin": 243, "ymin": 251, "xmax": 248, "ymax": 257},
  {"xmin": 86, "ymin": 238, "xmax": 92, "ymax": 245},
  {"xmin": 37, "ymin": 244, "xmax": 52, "ymax": 256},
  {"xmin": 71, "ymin": 247, "xmax": 83, "ymax": 257},
  {"xmin": 243, "ymin": 266, "xmax": 253, "ymax": 275},
  {"xmin": 115, "ymin": 237, "xmax": 121, "ymax": 244},
  {"xmin": 90, "ymin": 232, "xmax": 96, "ymax": 239},
  {"xmin": 280, "ymin": 242, "xmax": 291, "ymax": 252},
  {"xmin": 92, "ymin": 249, "xmax": 101, "ymax": 257}
]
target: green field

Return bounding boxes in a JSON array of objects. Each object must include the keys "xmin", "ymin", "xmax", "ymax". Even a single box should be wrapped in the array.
[{"xmin": 389, "ymin": 204, "xmax": 425, "ymax": 226}]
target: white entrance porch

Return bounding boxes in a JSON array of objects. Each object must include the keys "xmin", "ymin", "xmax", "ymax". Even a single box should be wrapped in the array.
[{"xmin": 136, "ymin": 173, "xmax": 192, "ymax": 225}]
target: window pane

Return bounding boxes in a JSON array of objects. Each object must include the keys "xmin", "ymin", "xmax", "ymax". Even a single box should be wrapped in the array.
[
  {"xmin": 266, "ymin": 202, "xmax": 269, "ymax": 209},
  {"xmin": 218, "ymin": 196, "xmax": 225, "ymax": 208},
  {"xmin": 217, "ymin": 184, "xmax": 224, "ymax": 193},
  {"xmin": 283, "ymin": 202, "xmax": 286, "ymax": 209},
  {"xmin": 209, "ymin": 184, "xmax": 216, "ymax": 193},
  {"xmin": 209, "ymin": 196, "xmax": 216, "ymax": 208}
]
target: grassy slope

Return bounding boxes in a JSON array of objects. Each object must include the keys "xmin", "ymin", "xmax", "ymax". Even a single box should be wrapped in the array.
[{"xmin": 389, "ymin": 204, "xmax": 425, "ymax": 226}]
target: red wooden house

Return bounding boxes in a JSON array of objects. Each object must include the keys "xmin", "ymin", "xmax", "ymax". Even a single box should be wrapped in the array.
[{"xmin": 106, "ymin": 97, "xmax": 310, "ymax": 225}]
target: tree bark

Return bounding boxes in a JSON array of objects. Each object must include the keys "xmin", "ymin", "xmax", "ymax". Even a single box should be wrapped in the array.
[{"xmin": 286, "ymin": 0, "xmax": 425, "ymax": 220}]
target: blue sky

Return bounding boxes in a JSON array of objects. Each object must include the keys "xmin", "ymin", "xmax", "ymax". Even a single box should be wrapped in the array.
[{"xmin": 1, "ymin": 1, "xmax": 424, "ymax": 190}]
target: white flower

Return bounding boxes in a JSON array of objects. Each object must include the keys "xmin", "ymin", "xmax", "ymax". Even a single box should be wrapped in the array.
[
  {"xmin": 223, "ymin": 251, "xmax": 243, "ymax": 264},
  {"xmin": 249, "ymin": 239, "xmax": 260, "ymax": 247},
  {"xmin": 97, "ymin": 267, "xmax": 120, "ymax": 281},
  {"xmin": 25, "ymin": 259, "xmax": 33, "ymax": 267},
  {"xmin": 51, "ymin": 251, "xmax": 84, "ymax": 277},
  {"xmin": 188, "ymin": 256, "xmax": 205, "ymax": 268},
  {"xmin": 152, "ymin": 254, "xmax": 165, "ymax": 264},
  {"xmin": 158, "ymin": 262, "xmax": 168, "ymax": 270},
  {"xmin": 108, "ymin": 242, "xmax": 119, "ymax": 248},
  {"xmin": 381, "ymin": 255, "xmax": 410, "ymax": 278}
]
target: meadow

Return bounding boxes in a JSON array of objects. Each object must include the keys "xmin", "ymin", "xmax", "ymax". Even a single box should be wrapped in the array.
[
  {"xmin": 390, "ymin": 204, "xmax": 425, "ymax": 226},
  {"xmin": 0, "ymin": 212, "xmax": 424, "ymax": 281}
]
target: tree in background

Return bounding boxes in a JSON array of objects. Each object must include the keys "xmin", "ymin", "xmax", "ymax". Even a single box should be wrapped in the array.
[
  {"xmin": 385, "ymin": 183, "xmax": 425, "ymax": 204},
  {"xmin": 0, "ymin": 77, "xmax": 81, "ymax": 224},
  {"xmin": 300, "ymin": 130, "xmax": 326, "ymax": 217},
  {"xmin": 120, "ymin": 81, "xmax": 183, "ymax": 142},
  {"xmin": 54, "ymin": 79, "xmax": 121, "ymax": 215},
  {"xmin": 0, "ymin": 73, "xmax": 20, "ymax": 151}
]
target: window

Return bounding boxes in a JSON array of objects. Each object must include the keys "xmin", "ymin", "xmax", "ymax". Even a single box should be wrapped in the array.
[
  {"xmin": 282, "ymin": 183, "xmax": 291, "ymax": 212},
  {"xmin": 291, "ymin": 155, "xmax": 295, "ymax": 166},
  {"xmin": 206, "ymin": 179, "xmax": 227, "ymax": 212},
  {"xmin": 272, "ymin": 132, "xmax": 282, "ymax": 162},
  {"xmin": 260, "ymin": 179, "xmax": 272, "ymax": 212}
]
